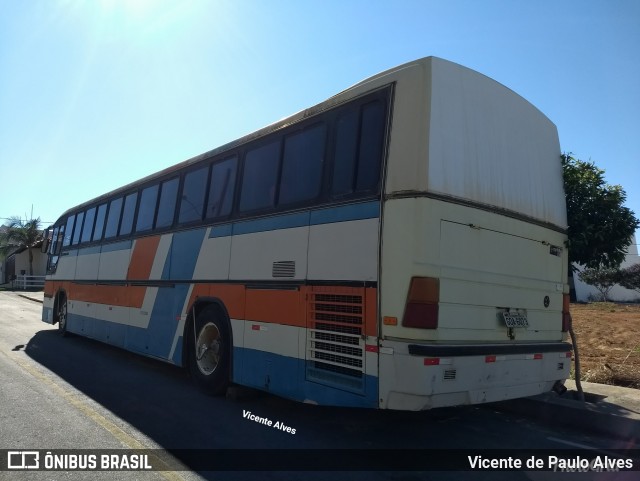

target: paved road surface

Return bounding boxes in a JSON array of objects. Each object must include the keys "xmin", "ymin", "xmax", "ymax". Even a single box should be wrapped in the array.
[{"xmin": 0, "ymin": 291, "xmax": 635, "ymax": 480}]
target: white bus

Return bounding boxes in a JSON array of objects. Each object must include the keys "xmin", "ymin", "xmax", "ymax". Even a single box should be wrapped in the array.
[{"xmin": 42, "ymin": 57, "xmax": 572, "ymax": 410}]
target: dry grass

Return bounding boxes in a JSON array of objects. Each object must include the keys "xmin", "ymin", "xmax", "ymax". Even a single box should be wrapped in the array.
[{"xmin": 571, "ymin": 302, "xmax": 640, "ymax": 389}]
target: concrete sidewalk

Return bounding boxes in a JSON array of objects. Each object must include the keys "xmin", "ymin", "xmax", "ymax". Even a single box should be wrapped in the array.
[
  {"xmin": 495, "ymin": 379, "xmax": 639, "ymax": 442},
  {"xmin": 8, "ymin": 289, "xmax": 640, "ymax": 441}
]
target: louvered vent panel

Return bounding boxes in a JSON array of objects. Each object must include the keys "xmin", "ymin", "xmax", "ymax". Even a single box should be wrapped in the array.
[
  {"xmin": 443, "ymin": 369, "xmax": 457, "ymax": 381},
  {"xmin": 272, "ymin": 261, "xmax": 295, "ymax": 278},
  {"xmin": 306, "ymin": 287, "xmax": 366, "ymax": 392}
]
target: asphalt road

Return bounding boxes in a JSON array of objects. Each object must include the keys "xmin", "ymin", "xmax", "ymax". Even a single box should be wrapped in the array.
[{"xmin": 0, "ymin": 291, "xmax": 636, "ymax": 481}]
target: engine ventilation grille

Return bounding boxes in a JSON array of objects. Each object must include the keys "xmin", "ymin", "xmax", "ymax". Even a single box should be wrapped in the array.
[
  {"xmin": 272, "ymin": 261, "xmax": 295, "ymax": 278},
  {"xmin": 306, "ymin": 287, "xmax": 366, "ymax": 392}
]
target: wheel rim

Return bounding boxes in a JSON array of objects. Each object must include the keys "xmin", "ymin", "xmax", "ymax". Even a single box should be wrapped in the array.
[
  {"xmin": 58, "ymin": 301, "xmax": 67, "ymax": 331},
  {"xmin": 195, "ymin": 322, "xmax": 221, "ymax": 376}
]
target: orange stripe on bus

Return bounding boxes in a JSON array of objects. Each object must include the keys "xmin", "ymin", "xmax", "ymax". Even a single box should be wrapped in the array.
[
  {"xmin": 66, "ymin": 282, "xmax": 146, "ymax": 308},
  {"xmin": 127, "ymin": 236, "xmax": 161, "ymax": 280},
  {"xmin": 365, "ymin": 287, "xmax": 378, "ymax": 338},
  {"xmin": 52, "ymin": 280, "xmax": 377, "ymax": 334},
  {"xmin": 246, "ymin": 288, "xmax": 305, "ymax": 327},
  {"xmin": 186, "ymin": 284, "xmax": 246, "ymax": 321}
]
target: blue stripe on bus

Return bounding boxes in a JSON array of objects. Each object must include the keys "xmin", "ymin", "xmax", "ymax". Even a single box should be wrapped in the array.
[
  {"xmin": 79, "ymin": 245, "xmax": 101, "ymax": 256},
  {"xmin": 67, "ymin": 240, "xmax": 132, "ymax": 257},
  {"xmin": 310, "ymin": 200, "xmax": 380, "ymax": 225},
  {"xmin": 208, "ymin": 201, "xmax": 380, "ymax": 238},
  {"xmin": 209, "ymin": 224, "xmax": 233, "ymax": 238},
  {"xmin": 101, "ymin": 240, "xmax": 133, "ymax": 253},
  {"xmin": 140, "ymin": 228, "xmax": 207, "ymax": 359},
  {"xmin": 65, "ymin": 309, "xmax": 378, "ymax": 407},
  {"xmin": 232, "ymin": 211, "xmax": 310, "ymax": 236},
  {"xmin": 234, "ymin": 346, "xmax": 378, "ymax": 408}
]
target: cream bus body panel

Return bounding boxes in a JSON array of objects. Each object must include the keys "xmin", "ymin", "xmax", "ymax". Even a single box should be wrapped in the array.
[
  {"xmin": 378, "ymin": 200, "xmax": 570, "ymax": 411},
  {"xmin": 373, "ymin": 58, "xmax": 569, "ymax": 409},
  {"xmin": 380, "ymin": 198, "xmax": 568, "ymax": 342}
]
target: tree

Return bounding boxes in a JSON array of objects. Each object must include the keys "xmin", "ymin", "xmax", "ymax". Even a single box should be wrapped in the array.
[
  {"xmin": 0, "ymin": 217, "xmax": 43, "ymax": 276},
  {"xmin": 619, "ymin": 264, "xmax": 640, "ymax": 295},
  {"xmin": 577, "ymin": 267, "xmax": 620, "ymax": 302},
  {"xmin": 578, "ymin": 267, "xmax": 620, "ymax": 302},
  {"xmin": 562, "ymin": 153, "xmax": 639, "ymax": 270}
]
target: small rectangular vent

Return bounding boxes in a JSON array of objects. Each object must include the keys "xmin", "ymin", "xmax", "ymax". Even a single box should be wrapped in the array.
[
  {"xmin": 272, "ymin": 261, "xmax": 295, "ymax": 278},
  {"xmin": 443, "ymin": 369, "xmax": 457, "ymax": 381},
  {"xmin": 306, "ymin": 288, "xmax": 366, "ymax": 392}
]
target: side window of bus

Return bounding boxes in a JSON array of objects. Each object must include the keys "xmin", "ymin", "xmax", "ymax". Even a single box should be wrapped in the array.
[
  {"xmin": 156, "ymin": 177, "xmax": 179, "ymax": 229},
  {"xmin": 356, "ymin": 101, "xmax": 386, "ymax": 191},
  {"xmin": 136, "ymin": 184, "xmax": 159, "ymax": 232},
  {"xmin": 72, "ymin": 211, "xmax": 85, "ymax": 245},
  {"xmin": 119, "ymin": 192, "xmax": 138, "ymax": 236},
  {"xmin": 179, "ymin": 166, "xmax": 209, "ymax": 224},
  {"xmin": 49, "ymin": 226, "xmax": 60, "ymax": 255},
  {"xmin": 104, "ymin": 197, "xmax": 123, "ymax": 239},
  {"xmin": 332, "ymin": 100, "xmax": 386, "ymax": 196},
  {"xmin": 239, "ymin": 140, "xmax": 280, "ymax": 212},
  {"xmin": 279, "ymin": 124, "xmax": 326, "ymax": 205},
  {"xmin": 81, "ymin": 207, "xmax": 96, "ymax": 243},
  {"xmin": 63, "ymin": 215, "xmax": 75, "ymax": 247},
  {"xmin": 93, "ymin": 203, "xmax": 107, "ymax": 241},
  {"xmin": 206, "ymin": 157, "xmax": 237, "ymax": 219},
  {"xmin": 332, "ymin": 109, "xmax": 359, "ymax": 196}
]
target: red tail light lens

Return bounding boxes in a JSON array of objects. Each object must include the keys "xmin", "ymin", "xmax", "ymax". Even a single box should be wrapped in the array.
[{"xmin": 402, "ymin": 277, "xmax": 439, "ymax": 329}]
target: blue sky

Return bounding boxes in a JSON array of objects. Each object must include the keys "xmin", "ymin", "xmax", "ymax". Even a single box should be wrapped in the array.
[{"xmin": 1, "ymin": 0, "xmax": 638, "ymax": 243}]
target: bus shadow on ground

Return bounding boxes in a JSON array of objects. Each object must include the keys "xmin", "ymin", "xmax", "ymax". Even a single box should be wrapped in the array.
[{"xmin": 24, "ymin": 329, "xmax": 489, "ymax": 476}]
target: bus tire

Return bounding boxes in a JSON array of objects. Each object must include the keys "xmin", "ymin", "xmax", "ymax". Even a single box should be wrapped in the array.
[
  {"xmin": 188, "ymin": 305, "xmax": 230, "ymax": 395},
  {"xmin": 57, "ymin": 295, "xmax": 69, "ymax": 337}
]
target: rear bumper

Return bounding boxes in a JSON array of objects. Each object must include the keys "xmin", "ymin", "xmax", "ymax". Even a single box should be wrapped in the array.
[
  {"xmin": 407, "ymin": 342, "xmax": 572, "ymax": 356},
  {"xmin": 379, "ymin": 340, "xmax": 572, "ymax": 410}
]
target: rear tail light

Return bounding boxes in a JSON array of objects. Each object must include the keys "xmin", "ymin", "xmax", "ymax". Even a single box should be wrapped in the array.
[
  {"xmin": 562, "ymin": 293, "xmax": 572, "ymax": 332},
  {"xmin": 402, "ymin": 277, "xmax": 439, "ymax": 329}
]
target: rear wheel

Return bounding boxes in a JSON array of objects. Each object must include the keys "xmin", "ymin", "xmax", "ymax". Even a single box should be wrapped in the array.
[
  {"xmin": 57, "ymin": 296, "xmax": 68, "ymax": 337},
  {"xmin": 188, "ymin": 305, "xmax": 230, "ymax": 395}
]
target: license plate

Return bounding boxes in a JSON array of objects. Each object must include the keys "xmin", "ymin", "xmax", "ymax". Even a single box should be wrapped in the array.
[{"xmin": 502, "ymin": 312, "xmax": 528, "ymax": 328}]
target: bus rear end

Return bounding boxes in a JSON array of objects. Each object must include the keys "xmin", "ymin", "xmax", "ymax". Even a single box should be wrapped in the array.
[{"xmin": 377, "ymin": 58, "xmax": 571, "ymax": 410}]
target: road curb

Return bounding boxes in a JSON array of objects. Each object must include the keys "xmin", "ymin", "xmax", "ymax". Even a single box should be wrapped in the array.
[{"xmin": 495, "ymin": 391, "xmax": 640, "ymax": 441}]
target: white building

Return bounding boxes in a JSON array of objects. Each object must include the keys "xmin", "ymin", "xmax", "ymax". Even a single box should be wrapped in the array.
[{"xmin": 573, "ymin": 234, "xmax": 640, "ymax": 302}]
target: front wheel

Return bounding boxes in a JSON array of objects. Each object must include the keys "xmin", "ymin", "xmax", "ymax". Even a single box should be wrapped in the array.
[
  {"xmin": 57, "ymin": 296, "xmax": 68, "ymax": 337},
  {"xmin": 188, "ymin": 305, "xmax": 230, "ymax": 395}
]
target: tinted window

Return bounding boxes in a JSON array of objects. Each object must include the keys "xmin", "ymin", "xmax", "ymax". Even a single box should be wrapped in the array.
[
  {"xmin": 331, "ymin": 101, "xmax": 386, "ymax": 196},
  {"xmin": 356, "ymin": 101, "xmax": 385, "ymax": 191},
  {"xmin": 279, "ymin": 124, "xmax": 326, "ymax": 205},
  {"xmin": 104, "ymin": 197, "xmax": 123, "ymax": 239},
  {"xmin": 49, "ymin": 226, "xmax": 60, "ymax": 255},
  {"xmin": 119, "ymin": 192, "xmax": 137, "ymax": 236},
  {"xmin": 239, "ymin": 140, "xmax": 280, "ymax": 212},
  {"xmin": 93, "ymin": 203, "xmax": 107, "ymax": 241},
  {"xmin": 332, "ymin": 109, "xmax": 359, "ymax": 196},
  {"xmin": 156, "ymin": 177, "xmax": 179, "ymax": 228},
  {"xmin": 179, "ymin": 166, "xmax": 208, "ymax": 223},
  {"xmin": 136, "ymin": 184, "xmax": 159, "ymax": 232},
  {"xmin": 206, "ymin": 157, "xmax": 237, "ymax": 219},
  {"xmin": 72, "ymin": 211, "xmax": 85, "ymax": 245},
  {"xmin": 63, "ymin": 215, "xmax": 75, "ymax": 247},
  {"xmin": 80, "ymin": 207, "xmax": 96, "ymax": 243}
]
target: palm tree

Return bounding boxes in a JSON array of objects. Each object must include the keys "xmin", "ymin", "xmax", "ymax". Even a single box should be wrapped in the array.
[{"xmin": 0, "ymin": 217, "xmax": 43, "ymax": 276}]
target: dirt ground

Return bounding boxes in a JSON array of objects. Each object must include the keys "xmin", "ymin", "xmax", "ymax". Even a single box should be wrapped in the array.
[{"xmin": 570, "ymin": 302, "xmax": 640, "ymax": 389}]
